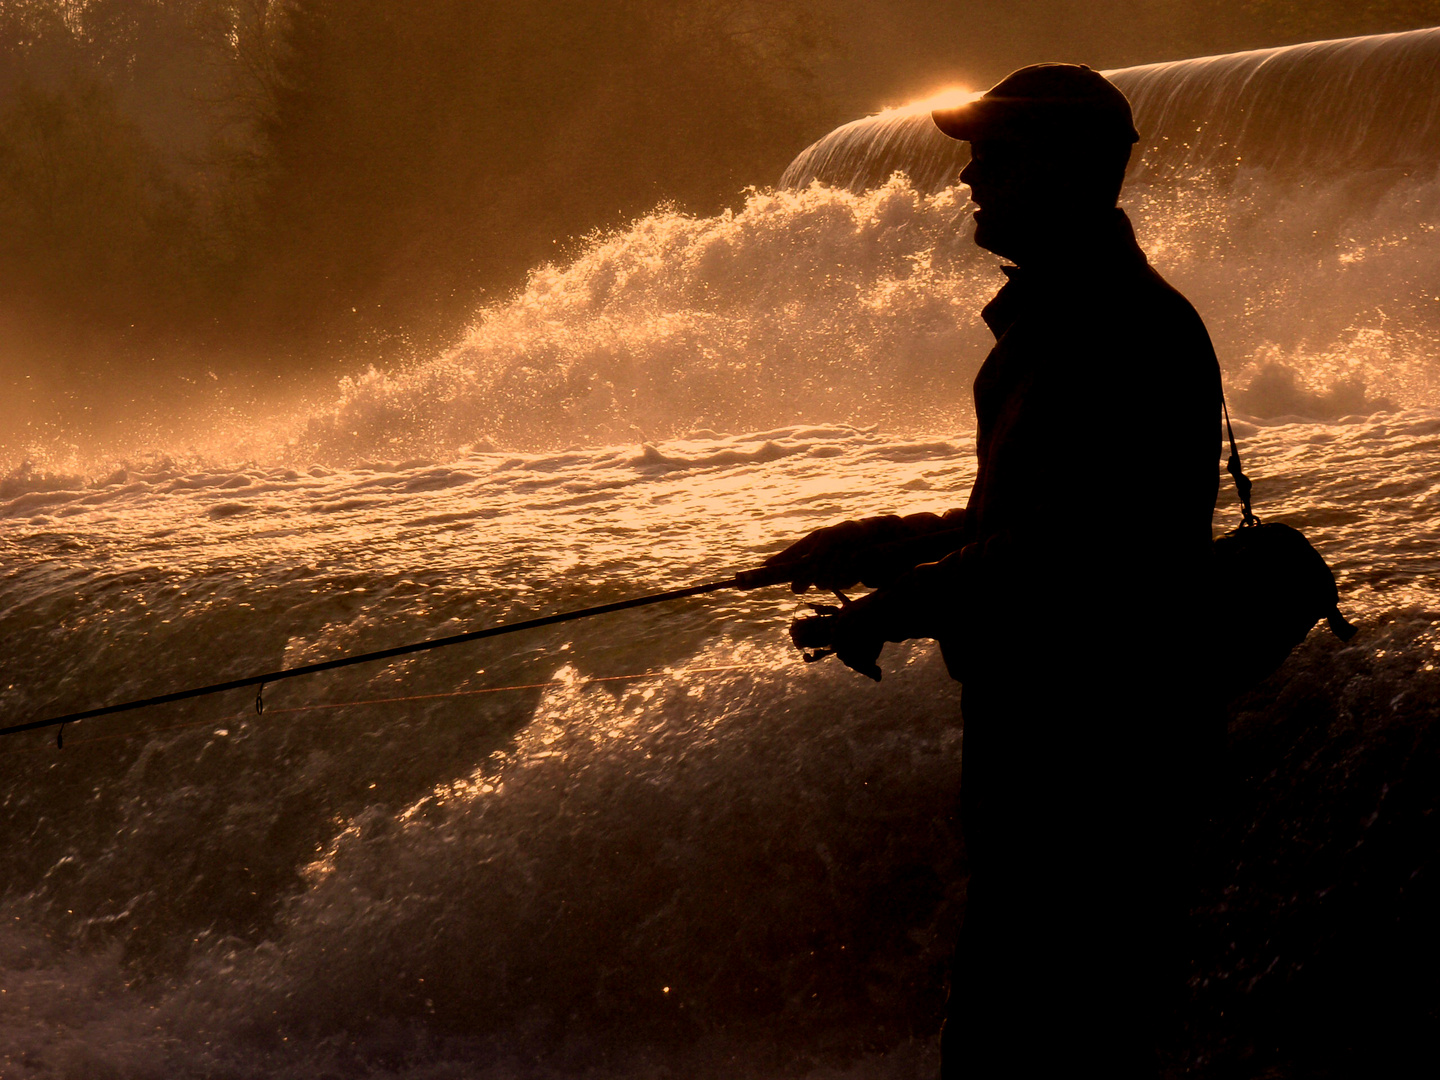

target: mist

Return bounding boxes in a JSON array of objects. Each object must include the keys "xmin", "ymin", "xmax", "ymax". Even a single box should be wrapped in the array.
[
  {"xmin": 0, "ymin": 0, "xmax": 822, "ymax": 446},
  {"xmin": 4, "ymin": 0, "xmax": 1440, "ymax": 448}
]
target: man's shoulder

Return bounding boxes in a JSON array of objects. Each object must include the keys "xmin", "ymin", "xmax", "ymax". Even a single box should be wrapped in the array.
[
  {"xmin": 1137, "ymin": 265, "xmax": 1210, "ymax": 332},
  {"xmin": 1025, "ymin": 263, "xmax": 1219, "ymax": 399},
  {"xmin": 1072, "ymin": 261, "xmax": 1216, "ymax": 357}
]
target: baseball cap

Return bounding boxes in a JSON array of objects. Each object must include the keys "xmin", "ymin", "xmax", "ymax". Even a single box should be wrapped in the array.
[{"xmin": 932, "ymin": 64, "xmax": 1139, "ymax": 145}]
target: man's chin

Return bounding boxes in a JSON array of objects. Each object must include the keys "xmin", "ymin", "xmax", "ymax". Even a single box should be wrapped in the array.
[{"xmin": 971, "ymin": 213, "xmax": 1013, "ymax": 258}]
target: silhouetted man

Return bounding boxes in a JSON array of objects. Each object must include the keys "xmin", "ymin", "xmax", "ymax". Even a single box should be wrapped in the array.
[{"xmin": 768, "ymin": 66, "xmax": 1222, "ymax": 1077}]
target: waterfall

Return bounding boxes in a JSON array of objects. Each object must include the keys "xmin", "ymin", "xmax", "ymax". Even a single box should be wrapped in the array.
[{"xmin": 780, "ymin": 26, "xmax": 1440, "ymax": 193}]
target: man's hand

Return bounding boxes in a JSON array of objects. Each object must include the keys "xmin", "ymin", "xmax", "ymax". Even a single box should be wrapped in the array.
[
  {"xmin": 766, "ymin": 518, "xmax": 877, "ymax": 593},
  {"xmin": 786, "ymin": 547, "xmax": 977, "ymax": 680},
  {"xmin": 763, "ymin": 510, "xmax": 966, "ymax": 594}
]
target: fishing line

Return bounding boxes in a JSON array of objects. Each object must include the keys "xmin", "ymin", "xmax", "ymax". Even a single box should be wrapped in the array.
[
  {"xmin": 0, "ymin": 663, "xmax": 772, "ymax": 756},
  {"xmin": 1, "ymin": 575, "xmax": 779, "ymax": 744}
]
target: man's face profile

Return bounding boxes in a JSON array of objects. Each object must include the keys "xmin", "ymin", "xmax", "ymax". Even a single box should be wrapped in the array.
[
  {"xmin": 959, "ymin": 139, "xmax": 1023, "ymax": 252},
  {"xmin": 959, "ymin": 136, "xmax": 1129, "ymax": 262},
  {"xmin": 959, "ymin": 138, "xmax": 1058, "ymax": 260}
]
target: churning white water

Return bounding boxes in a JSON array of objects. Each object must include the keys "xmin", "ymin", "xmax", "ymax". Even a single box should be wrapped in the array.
[{"xmin": 3, "ymin": 28, "xmax": 1440, "ymax": 1080}]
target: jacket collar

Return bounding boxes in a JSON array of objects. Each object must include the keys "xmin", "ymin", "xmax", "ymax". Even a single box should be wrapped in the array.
[{"xmin": 980, "ymin": 209, "xmax": 1149, "ymax": 338}]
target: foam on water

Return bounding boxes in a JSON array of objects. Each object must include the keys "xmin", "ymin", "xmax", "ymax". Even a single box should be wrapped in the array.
[{"xmin": 0, "ymin": 427, "xmax": 978, "ymax": 1078}]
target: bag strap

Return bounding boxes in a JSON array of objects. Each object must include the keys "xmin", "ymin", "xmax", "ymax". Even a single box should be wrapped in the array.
[{"xmin": 1222, "ymin": 391, "xmax": 1258, "ymax": 526}]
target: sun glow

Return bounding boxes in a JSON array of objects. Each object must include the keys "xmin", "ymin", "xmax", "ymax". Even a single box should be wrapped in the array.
[{"xmin": 893, "ymin": 86, "xmax": 981, "ymax": 115}]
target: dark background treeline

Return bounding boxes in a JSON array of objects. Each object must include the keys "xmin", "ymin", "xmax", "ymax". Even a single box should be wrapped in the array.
[
  {"xmin": 0, "ymin": 0, "xmax": 821, "ymax": 435},
  {"xmin": 3, "ymin": 0, "xmax": 1439, "ymax": 438}
]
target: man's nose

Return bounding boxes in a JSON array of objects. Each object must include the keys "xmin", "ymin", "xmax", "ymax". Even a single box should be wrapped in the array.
[{"xmin": 959, "ymin": 156, "xmax": 987, "ymax": 193}]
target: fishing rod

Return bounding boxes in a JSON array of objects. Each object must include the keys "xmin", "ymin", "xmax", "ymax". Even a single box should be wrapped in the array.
[{"xmin": 3, "ymin": 526, "xmax": 969, "ymax": 746}]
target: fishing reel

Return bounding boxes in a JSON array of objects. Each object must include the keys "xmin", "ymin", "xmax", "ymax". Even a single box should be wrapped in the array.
[
  {"xmin": 789, "ymin": 587, "xmax": 868, "ymax": 664},
  {"xmin": 788, "ymin": 590, "xmax": 887, "ymax": 682},
  {"xmin": 790, "ymin": 602, "xmax": 844, "ymax": 663}
]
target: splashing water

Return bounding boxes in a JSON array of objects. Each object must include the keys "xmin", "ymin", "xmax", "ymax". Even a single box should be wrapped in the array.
[
  {"xmin": 292, "ymin": 182, "xmax": 991, "ymax": 461},
  {"xmin": 285, "ymin": 166, "xmax": 1440, "ymax": 465}
]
